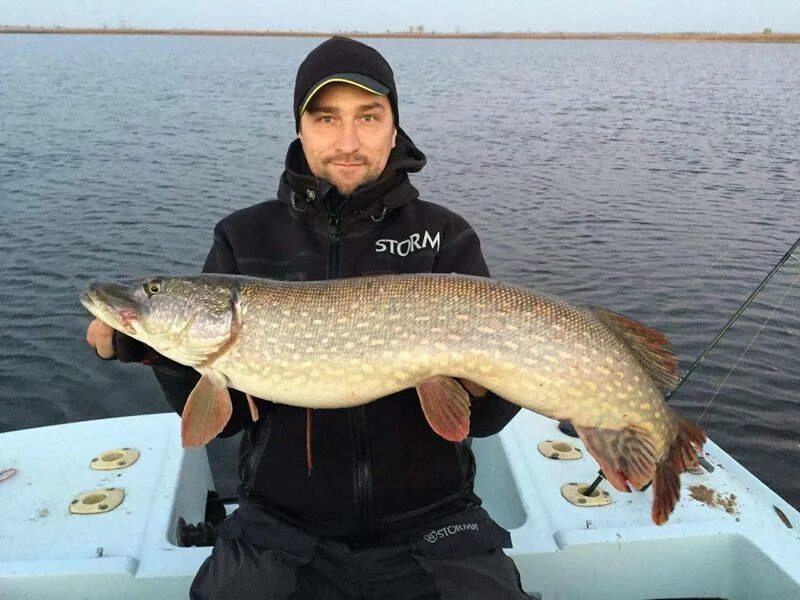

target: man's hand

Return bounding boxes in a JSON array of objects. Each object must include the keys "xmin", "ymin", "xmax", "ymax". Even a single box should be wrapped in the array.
[
  {"xmin": 458, "ymin": 378, "xmax": 487, "ymax": 398},
  {"xmin": 86, "ymin": 319, "xmax": 115, "ymax": 359}
]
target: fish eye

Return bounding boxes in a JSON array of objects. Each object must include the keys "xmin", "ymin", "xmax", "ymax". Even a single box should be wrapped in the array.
[{"xmin": 144, "ymin": 280, "xmax": 161, "ymax": 296}]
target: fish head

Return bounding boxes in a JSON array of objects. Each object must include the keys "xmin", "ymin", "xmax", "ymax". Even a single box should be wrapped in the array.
[{"xmin": 81, "ymin": 276, "xmax": 237, "ymax": 367}]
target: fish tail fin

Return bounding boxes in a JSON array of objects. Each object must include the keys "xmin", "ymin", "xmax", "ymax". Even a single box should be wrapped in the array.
[
  {"xmin": 652, "ymin": 414, "xmax": 706, "ymax": 525},
  {"xmin": 590, "ymin": 307, "xmax": 679, "ymax": 392}
]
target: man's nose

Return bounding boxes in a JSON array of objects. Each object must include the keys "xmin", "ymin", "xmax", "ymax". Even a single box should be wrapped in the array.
[{"xmin": 335, "ymin": 120, "xmax": 360, "ymax": 154}]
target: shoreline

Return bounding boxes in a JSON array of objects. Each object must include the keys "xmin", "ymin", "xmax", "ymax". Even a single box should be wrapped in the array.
[{"xmin": 2, "ymin": 27, "xmax": 800, "ymax": 43}]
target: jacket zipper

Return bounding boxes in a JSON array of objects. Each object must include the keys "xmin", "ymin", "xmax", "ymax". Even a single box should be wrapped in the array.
[
  {"xmin": 244, "ymin": 410, "xmax": 274, "ymax": 491},
  {"xmin": 327, "ymin": 214, "xmax": 341, "ymax": 278},
  {"xmin": 327, "ymin": 214, "xmax": 373, "ymax": 532},
  {"xmin": 351, "ymin": 406, "xmax": 372, "ymax": 532},
  {"xmin": 457, "ymin": 440, "xmax": 475, "ymax": 491}
]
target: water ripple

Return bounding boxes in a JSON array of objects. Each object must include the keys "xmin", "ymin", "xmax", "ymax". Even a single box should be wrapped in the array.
[{"xmin": 1, "ymin": 35, "xmax": 798, "ymax": 505}]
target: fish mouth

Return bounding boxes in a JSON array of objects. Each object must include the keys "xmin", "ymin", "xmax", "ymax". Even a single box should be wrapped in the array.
[{"xmin": 80, "ymin": 281, "xmax": 143, "ymax": 330}]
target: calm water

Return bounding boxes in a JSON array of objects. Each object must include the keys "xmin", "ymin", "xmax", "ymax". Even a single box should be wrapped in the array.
[{"xmin": 1, "ymin": 34, "xmax": 798, "ymax": 507}]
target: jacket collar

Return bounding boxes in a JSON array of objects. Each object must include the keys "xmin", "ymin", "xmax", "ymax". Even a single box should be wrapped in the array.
[{"xmin": 277, "ymin": 127, "xmax": 426, "ymax": 223}]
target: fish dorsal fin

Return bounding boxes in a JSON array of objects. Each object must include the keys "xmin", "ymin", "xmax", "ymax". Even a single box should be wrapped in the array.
[
  {"xmin": 591, "ymin": 307, "xmax": 679, "ymax": 392},
  {"xmin": 181, "ymin": 372, "xmax": 233, "ymax": 447},
  {"xmin": 416, "ymin": 376, "xmax": 471, "ymax": 442}
]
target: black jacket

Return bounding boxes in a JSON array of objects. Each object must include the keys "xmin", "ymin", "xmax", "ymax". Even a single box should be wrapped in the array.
[{"xmin": 124, "ymin": 130, "xmax": 521, "ymax": 540}]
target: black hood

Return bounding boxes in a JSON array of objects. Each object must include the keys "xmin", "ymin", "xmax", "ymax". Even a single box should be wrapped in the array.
[{"xmin": 277, "ymin": 127, "xmax": 426, "ymax": 223}]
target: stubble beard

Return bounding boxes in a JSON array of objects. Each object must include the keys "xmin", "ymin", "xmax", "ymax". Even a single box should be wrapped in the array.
[
  {"xmin": 322, "ymin": 162, "xmax": 381, "ymax": 197},
  {"xmin": 332, "ymin": 174, "xmax": 372, "ymax": 196}
]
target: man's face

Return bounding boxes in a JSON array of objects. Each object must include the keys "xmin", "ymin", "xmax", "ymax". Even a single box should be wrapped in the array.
[{"xmin": 299, "ymin": 83, "xmax": 397, "ymax": 196}]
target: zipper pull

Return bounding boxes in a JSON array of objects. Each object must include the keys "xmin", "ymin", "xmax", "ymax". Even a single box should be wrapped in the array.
[{"xmin": 329, "ymin": 215, "xmax": 341, "ymax": 240}]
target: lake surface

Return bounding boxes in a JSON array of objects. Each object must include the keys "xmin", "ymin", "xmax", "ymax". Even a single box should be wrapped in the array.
[{"xmin": 1, "ymin": 34, "xmax": 798, "ymax": 507}]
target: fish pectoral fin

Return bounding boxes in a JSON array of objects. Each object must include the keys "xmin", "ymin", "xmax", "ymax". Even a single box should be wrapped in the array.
[
  {"xmin": 416, "ymin": 376, "xmax": 471, "ymax": 442},
  {"xmin": 181, "ymin": 373, "xmax": 233, "ymax": 448},
  {"xmin": 590, "ymin": 307, "xmax": 679, "ymax": 392}
]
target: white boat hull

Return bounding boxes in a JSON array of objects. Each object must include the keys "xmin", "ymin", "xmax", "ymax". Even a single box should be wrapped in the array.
[{"xmin": 1, "ymin": 412, "xmax": 797, "ymax": 599}]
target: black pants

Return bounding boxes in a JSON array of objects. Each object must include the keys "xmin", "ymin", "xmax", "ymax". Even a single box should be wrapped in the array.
[{"xmin": 190, "ymin": 502, "xmax": 531, "ymax": 600}]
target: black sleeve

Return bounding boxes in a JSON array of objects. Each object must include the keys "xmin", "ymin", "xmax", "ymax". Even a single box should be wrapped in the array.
[
  {"xmin": 202, "ymin": 220, "xmax": 241, "ymax": 275},
  {"xmin": 433, "ymin": 215, "xmax": 522, "ymax": 438},
  {"xmin": 432, "ymin": 217, "xmax": 492, "ymax": 277}
]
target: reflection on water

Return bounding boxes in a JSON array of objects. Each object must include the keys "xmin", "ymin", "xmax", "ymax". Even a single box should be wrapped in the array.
[{"xmin": 1, "ymin": 35, "xmax": 798, "ymax": 507}]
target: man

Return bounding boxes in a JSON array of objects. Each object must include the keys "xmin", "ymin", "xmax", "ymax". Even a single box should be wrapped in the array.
[{"xmin": 87, "ymin": 36, "xmax": 529, "ymax": 599}]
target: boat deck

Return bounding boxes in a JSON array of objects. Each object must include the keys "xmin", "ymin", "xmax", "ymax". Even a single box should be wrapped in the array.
[{"xmin": 0, "ymin": 412, "xmax": 798, "ymax": 599}]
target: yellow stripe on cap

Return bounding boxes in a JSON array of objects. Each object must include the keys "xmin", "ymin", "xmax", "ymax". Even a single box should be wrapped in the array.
[{"xmin": 299, "ymin": 78, "xmax": 385, "ymax": 116}]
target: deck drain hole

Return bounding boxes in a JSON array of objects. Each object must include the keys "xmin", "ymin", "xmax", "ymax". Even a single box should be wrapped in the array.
[
  {"xmin": 90, "ymin": 447, "xmax": 140, "ymax": 470},
  {"xmin": 561, "ymin": 483, "xmax": 613, "ymax": 508},
  {"xmin": 82, "ymin": 494, "xmax": 107, "ymax": 505},
  {"xmin": 70, "ymin": 488, "xmax": 125, "ymax": 514}
]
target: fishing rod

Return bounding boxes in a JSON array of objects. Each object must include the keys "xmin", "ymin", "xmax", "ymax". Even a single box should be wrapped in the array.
[
  {"xmin": 663, "ymin": 235, "xmax": 800, "ymax": 403},
  {"xmin": 581, "ymin": 235, "xmax": 800, "ymax": 498}
]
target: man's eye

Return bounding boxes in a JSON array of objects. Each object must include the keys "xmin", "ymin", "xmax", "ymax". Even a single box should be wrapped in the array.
[
  {"xmin": 320, "ymin": 115, "xmax": 334, "ymax": 124},
  {"xmin": 362, "ymin": 115, "xmax": 375, "ymax": 122}
]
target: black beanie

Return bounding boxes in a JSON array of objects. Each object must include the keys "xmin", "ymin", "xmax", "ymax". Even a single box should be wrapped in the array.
[{"xmin": 294, "ymin": 36, "xmax": 399, "ymax": 132}]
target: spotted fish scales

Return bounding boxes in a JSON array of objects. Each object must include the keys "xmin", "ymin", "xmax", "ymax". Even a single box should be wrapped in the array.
[{"xmin": 81, "ymin": 272, "xmax": 705, "ymax": 524}]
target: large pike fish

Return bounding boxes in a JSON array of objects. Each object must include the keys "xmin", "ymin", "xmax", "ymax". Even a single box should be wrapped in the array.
[{"xmin": 81, "ymin": 273, "xmax": 705, "ymax": 525}]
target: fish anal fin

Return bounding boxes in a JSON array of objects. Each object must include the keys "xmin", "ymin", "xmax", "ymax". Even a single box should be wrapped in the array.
[
  {"xmin": 575, "ymin": 423, "xmax": 659, "ymax": 494},
  {"xmin": 181, "ymin": 373, "xmax": 233, "ymax": 448},
  {"xmin": 578, "ymin": 415, "xmax": 707, "ymax": 525},
  {"xmin": 591, "ymin": 307, "xmax": 679, "ymax": 392},
  {"xmin": 416, "ymin": 375, "xmax": 471, "ymax": 442},
  {"xmin": 652, "ymin": 415, "xmax": 707, "ymax": 525}
]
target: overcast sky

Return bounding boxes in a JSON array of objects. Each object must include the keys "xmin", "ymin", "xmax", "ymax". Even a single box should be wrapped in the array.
[{"xmin": 2, "ymin": 0, "xmax": 799, "ymax": 33}]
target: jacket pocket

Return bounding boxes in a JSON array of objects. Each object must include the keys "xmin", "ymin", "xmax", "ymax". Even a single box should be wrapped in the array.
[
  {"xmin": 410, "ymin": 506, "xmax": 512, "ymax": 558},
  {"xmin": 218, "ymin": 501, "xmax": 319, "ymax": 561},
  {"xmin": 192, "ymin": 503, "xmax": 320, "ymax": 600},
  {"xmin": 408, "ymin": 507, "xmax": 530, "ymax": 600}
]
